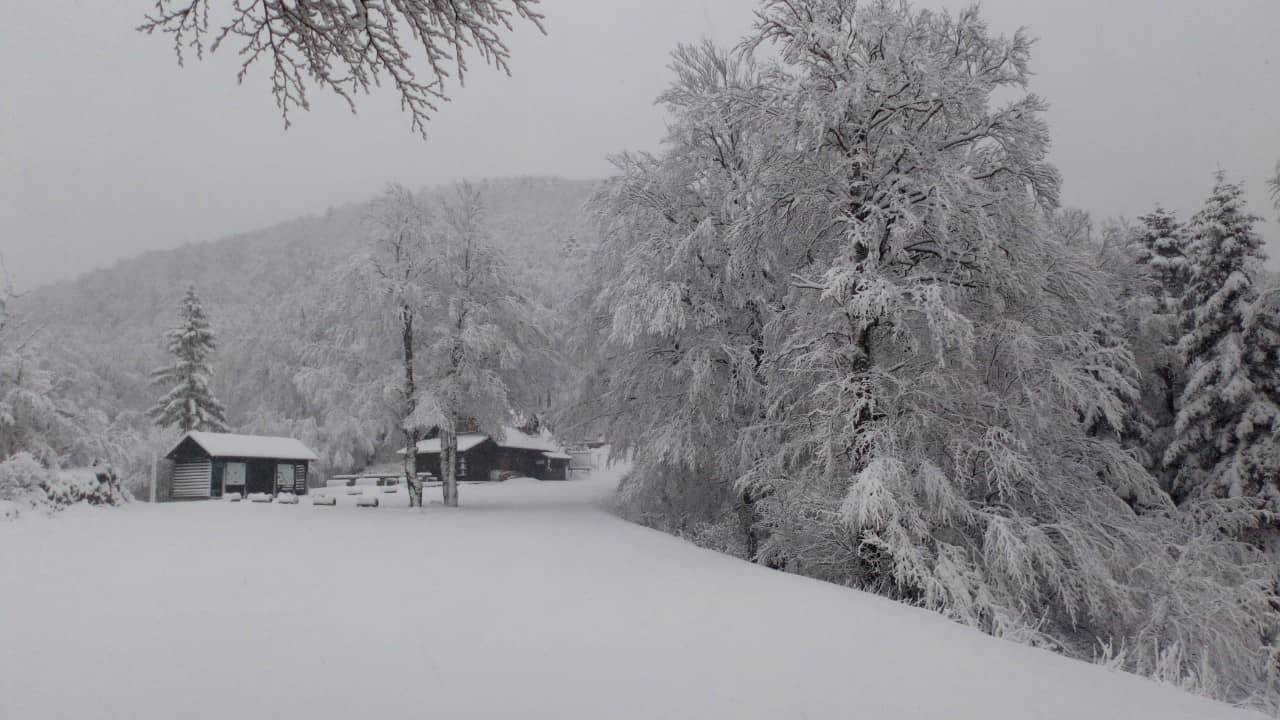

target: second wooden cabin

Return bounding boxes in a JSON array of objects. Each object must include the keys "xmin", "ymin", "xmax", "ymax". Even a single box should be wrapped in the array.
[{"xmin": 406, "ymin": 425, "xmax": 571, "ymax": 482}]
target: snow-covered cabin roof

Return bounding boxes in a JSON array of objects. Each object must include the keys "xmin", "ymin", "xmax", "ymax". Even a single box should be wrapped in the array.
[
  {"xmin": 493, "ymin": 426, "xmax": 562, "ymax": 453},
  {"xmin": 405, "ymin": 426, "xmax": 564, "ymax": 455},
  {"xmin": 171, "ymin": 431, "xmax": 319, "ymax": 462},
  {"xmin": 406, "ymin": 433, "xmax": 491, "ymax": 455}
]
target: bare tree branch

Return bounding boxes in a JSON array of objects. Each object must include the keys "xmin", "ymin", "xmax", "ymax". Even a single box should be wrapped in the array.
[{"xmin": 139, "ymin": 0, "xmax": 545, "ymax": 138}]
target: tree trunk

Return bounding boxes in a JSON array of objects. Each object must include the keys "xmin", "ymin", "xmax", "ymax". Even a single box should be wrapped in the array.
[
  {"xmin": 441, "ymin": 423, "xmax": 459, "ymax": 507},
  {"xmin": 439, "ymin": 289, "xmax": 466, "ymax": 508},
  {"xmin": 403, "ymin": 426, "xmax": 422, "ymax": 508},
  {"xmin": 400, "ymin": 302, "xmax": 422, "ymax": 508}
]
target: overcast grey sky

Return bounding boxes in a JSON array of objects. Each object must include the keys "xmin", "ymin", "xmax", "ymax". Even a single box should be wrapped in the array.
[{"xmin": 2, "ymin": 0, "xmax": 1278, "ymax": 291}]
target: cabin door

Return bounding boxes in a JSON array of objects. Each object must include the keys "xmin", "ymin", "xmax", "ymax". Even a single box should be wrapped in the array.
[{"xmin": 245, "ymin": 460, "xmax": 275, "ymax": 495}]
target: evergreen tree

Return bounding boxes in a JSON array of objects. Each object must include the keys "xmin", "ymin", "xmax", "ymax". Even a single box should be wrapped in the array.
[
  {"xmin": 1131, "ymin": 207, "xmax": 1190, "ymax": 313},
  {"xmin": 1125, "ymin": 208, "xmax": 1190, "ymax": 479},
  {"xmin": 1164, "ymin": 173, "xmax": 1279, "ymax": 513},
  {"xmin": 150, "ymin": 287, "xmax": 229, "ymax": 433}
]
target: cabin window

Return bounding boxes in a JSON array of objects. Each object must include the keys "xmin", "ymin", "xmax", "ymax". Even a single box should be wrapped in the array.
[
  {"xmin": 459, "ymin": 456, "xmax": 468, "ymax": 478},
  {"xmin": 224, "ymin": 462, "xmax": 246, "ymax": 495},
  {"xmin": 275, "ymin": 463, "xmax": 294, "ymax": 493}
]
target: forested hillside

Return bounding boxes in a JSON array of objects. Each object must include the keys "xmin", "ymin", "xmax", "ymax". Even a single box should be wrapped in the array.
[{"xmin": 15, "ymin": 177, "xmax": 595, "ymax": 488}]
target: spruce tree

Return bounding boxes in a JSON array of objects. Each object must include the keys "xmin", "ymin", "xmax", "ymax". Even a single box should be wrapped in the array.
[
  {"xmin": 1127, "ymin": 208, "xmax": 1190, "ymax": 478},
  {"xmin": 1131, "ymin": 206, "xmax": 1189, "ymax": 313},
  {"xmin": 150, "ymin": 287, "xmax": 230, "ymax": 433},
  {"xmin": 1164, "ymin": 173, "xmax": 1278, "ymax": 510}
]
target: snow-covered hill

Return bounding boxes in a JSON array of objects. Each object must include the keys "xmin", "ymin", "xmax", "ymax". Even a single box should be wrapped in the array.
[
  {"xmin": 12, "ymin": 176, "xmax": 597, "ymax": 486},
  {"xmin": 0, "ymin": 466, "xmax": 1261, "ymax": 719}
]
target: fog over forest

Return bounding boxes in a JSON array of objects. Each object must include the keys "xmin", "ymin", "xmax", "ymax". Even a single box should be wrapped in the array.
[{"xmin": 3, "ymin": 0, "xmax": 1277, "ymax": 290}]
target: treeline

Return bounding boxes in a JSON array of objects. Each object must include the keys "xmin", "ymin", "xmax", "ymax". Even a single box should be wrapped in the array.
[
  {"xmin": 4, "ymin": 177, "xmax": 595, "ymax": 497},
  {"xmin": 570, "ymin": 0, "xmax": 1280, "ymax": 709}
]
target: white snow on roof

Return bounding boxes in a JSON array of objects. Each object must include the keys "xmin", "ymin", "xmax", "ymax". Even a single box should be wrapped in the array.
[
  {"xmin": 493, "ymin": 426, "xmax": 562, "ymax": 452},
  {"xmin": 542, "ymin": 451, "xmax": 572, "ymax": 460},
  {"xmin": 405, "ymin": 426, "xmax": 564, "ymax": 455},
  {"xmin": 409, "ymin": 433, "xmax": 491, "ymax": 455},
  {"xmin": 176, "ymin": 432, "xmax": 319, "ymax": 461}
]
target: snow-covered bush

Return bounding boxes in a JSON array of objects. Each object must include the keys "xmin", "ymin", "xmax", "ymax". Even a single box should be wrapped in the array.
[
  {"xmin": 44, "ymin": 466, "xmax": 127, "ymax": 508},
  {"xmin": 0, "ymin": 452, "xmax": 49, "ymax": 503},
  {"xmin": 0, "ymin": 453, "xmax": 125, "ymax": 518}
]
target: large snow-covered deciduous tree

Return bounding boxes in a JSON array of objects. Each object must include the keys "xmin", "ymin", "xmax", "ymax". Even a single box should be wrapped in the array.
[
  {"xmin": 576, "ymin": 40, "xmax": 779, "ymax": 549},
  {"xmin": 0, "ymin": 279, "xmax": 125, "ymax": 513},
  {"xmin": 411, "ymin": 183, "xmax": 541, "ymax": 507},
  {"xmin": 1165, "ymin": 174, "xmax": 1280, "ymax": 525},
  {"xmin": 139, "ymin": 0, "xmax": 545, "ymax": 137},
  {"xmin": 150, "ymin": 287, "xmax": 230, "ymax": 433},
  {"xmin": 581, "ymin": 0, "xmax": 1280, "ymax": 706},
  {"xmin": 0, "ymin": 287, "xmax": 88, "ymax": 466},
  {"xmin": 365, "ymin": 183, "xmax": 434, "ymax": 507}
]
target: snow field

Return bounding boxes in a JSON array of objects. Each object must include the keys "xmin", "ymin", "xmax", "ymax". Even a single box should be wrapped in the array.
[{"xmin": 0, "ymin": 465, "xmax": 1262, "ymax": 719}]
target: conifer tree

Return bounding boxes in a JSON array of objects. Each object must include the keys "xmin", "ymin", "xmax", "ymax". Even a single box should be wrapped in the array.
[
  {"xmin": 1125, "ymin": 208, "xmax": 1190, "ymax": 475},
  {"xmin": 1131, "ymin": 207, "xmax": 1189, "ymax": 313},
  {"xmin": 150, "ymin": 287, "xmax": 229, "ymax": 433},
  {"xmin": 1164, "ymin": 173, "xmax": 1279, "ymax": 512}
]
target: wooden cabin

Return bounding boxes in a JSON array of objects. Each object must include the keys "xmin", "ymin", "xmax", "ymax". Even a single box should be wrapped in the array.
[
  {"xmin": 164, "ymin": 431, "xmax": 319, "ymax": 500},
  {"xmin": 406, "ymin": 426, "xmax": 572, "ymax": 482}
]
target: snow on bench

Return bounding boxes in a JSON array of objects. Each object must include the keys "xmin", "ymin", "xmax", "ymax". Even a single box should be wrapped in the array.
[
  {"xmin": 225, "ymin": 493, "xmax": 243, "ymax": 502},
  {"xmin": 311, "ymin": 495, "xmax": 337, "ymax": 506},
  {"xmin": 355, "ymin": 496, "xmax": 379, "ymax": 508},
  {"xmin": 248, "ymin": 492, "xmax": 273, "ymax": 503},
  {"xmin": 276, "ymin": 493, "xmax": 299, "ymax": 505}
]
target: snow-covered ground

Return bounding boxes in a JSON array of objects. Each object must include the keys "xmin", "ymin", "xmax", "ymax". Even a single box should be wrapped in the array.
[{"xmin": 0, "ymin": 465, "xmax": 1262, "ymax": 719}]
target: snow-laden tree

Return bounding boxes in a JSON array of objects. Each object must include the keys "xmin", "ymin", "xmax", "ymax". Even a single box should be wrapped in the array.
[
  {"xmin": 0, "ymin": 277, "xmax": 109, "ymax": 470},
  {"xmin": 139, "ymin": 0, "xmax": 545, "ymax": 137},
  {"xmin": 1165, "ymin": 174, "xmax": 1280, "ymax": 522},
  {"xmin": 411, "ymin": 183, "xmax": 540, "ymax": 507},
  {"xmin": 576, "ymin": 40, "xmax": 781, "ymax": 546},
  {"xmin": 582, "ymin": 0, "xmax": 1280, "ymax": 705},
  {"xmin": 150, "ymin": 287, "xmax": 230, "ymax": 433},
  {"xmin": 0, "ymin": 280, "xmax": 126, "ymax": 513},
  {"xmin": 1121, "ymin": 208, "xmax": 1191, "ymax": 478},
  {"xmin": 362, "ymin": 184, "xmax": 435, "ymax": 506},
  {"xmin": 1131, "ymin": 207, "xmax": 1190, "ymax": 312}
]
